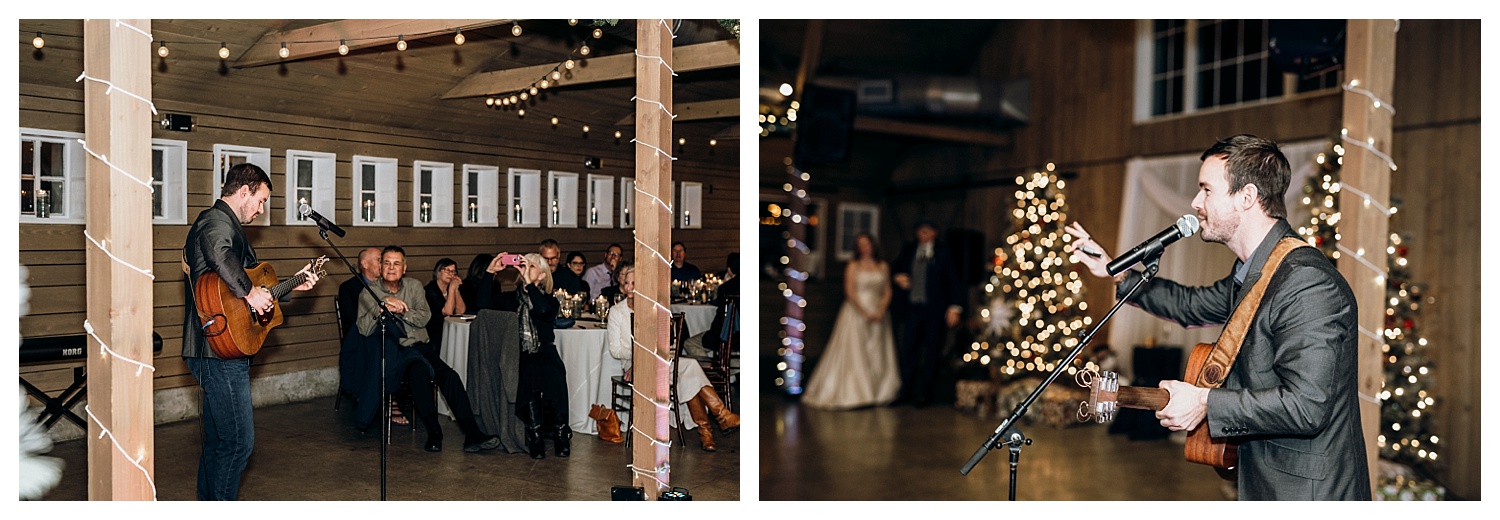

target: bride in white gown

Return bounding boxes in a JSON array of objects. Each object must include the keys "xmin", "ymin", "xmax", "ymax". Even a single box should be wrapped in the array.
[{"xmin": 802, "ymin": 233, "xmax": 901, "ymax": 409}]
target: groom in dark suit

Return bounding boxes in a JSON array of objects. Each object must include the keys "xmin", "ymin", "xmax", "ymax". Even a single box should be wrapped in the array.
[{"xmin": 891, "ymin": 220, "xmax": 965, "ymax": 407}]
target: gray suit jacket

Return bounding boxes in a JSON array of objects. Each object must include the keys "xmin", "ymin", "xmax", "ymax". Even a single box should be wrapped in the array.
[{"xmin": 1118, "ymin": 220, "xmax": 1370, "ymax": 500}]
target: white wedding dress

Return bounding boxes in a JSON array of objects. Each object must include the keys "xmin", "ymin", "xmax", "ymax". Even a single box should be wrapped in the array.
[{"xmin": 801, "ymin": 266, "xmax": 901, "ymax": 409}]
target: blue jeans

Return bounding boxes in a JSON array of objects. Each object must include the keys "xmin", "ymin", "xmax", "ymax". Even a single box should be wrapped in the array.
[{"xmin": 185, "ymin": 356, "xmax": 254, "ymax": 501}]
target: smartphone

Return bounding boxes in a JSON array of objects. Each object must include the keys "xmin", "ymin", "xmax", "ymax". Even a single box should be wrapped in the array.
[{"xmin": 498, "ymin": 253, "xmax": 524, "ymax": 266}]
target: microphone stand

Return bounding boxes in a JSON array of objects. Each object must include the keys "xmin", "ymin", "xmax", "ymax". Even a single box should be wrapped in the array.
[
  {"xmin": 959, "ymin": 254, "xmax": 1162, "ymax": 500},
  {"xmin": 318, "ymin": 227, "xmax": 405, "ymax": 501}
]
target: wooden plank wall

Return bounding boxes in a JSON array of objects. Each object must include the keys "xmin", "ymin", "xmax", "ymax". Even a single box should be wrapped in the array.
[
  {"xmin": 18, "ymin": 83, "xmax": 740, "ymax": 402},
  {"xmin": 758, "ymin": 19, "xmax": 1480, "ymax": 497}
]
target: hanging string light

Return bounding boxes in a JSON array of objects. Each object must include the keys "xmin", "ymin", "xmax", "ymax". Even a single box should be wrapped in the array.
[
  {"xmin": 338, "ymin": 39, "xmax": 349, "ymax": 56},
  {"xmin": 396, "ymin": 35, "xmax": 407, "ymax": 51},
  {"xmin": 156, "ymin": 41, "xmax": 169, "ymax": 58},
  {"xmin": 278, "ymin": 42, "xmax": 289, "ymax": 59},
  {"xmin": 33, "ymin": 33, "xmax": 45, "ymax": 49},
  {"xmin": 454, "ymin": 29, "xmax": 465, "ymax": 45},
  {"xmin": 218, "ymin": 42, "xmax": 230, "ymax": 59},
  {"xmin": 511, "ymin": 22, "xmax": 523, "ymax": 37},
  {"xmin": 568, "ymin": 19, "xmax": 578, "ymax": 26}
]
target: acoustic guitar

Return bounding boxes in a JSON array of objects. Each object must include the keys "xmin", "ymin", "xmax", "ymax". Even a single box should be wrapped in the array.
[
  {"xmin": 194, "ymin": 256, "xmax": 328, "ymax": 359},
  {"xmin": 1078, "ymin": 342, "xmax": 1239, "ymax": 480}
]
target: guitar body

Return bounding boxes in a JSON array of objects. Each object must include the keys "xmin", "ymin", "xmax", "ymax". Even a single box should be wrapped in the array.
[
  {"xmin": 1082, "ymin": 342, "xmax": 1238, "ymax": 481},
  {"xmin": 194, "ymin": 262, "xmax": 283, "ymax": 359},
  {"xmin": 1182, "ymin": 342, "xmax": 1239, "ymax": 480}
]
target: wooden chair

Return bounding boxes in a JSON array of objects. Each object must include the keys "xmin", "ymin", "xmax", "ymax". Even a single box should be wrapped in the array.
[
  {"xmin": 334, "ymin": 294, "xmax": 416, "ymax": 439},
  {"xmin": 610, "ymin": 312, "xmax": 688, "ymax": 449},
  {"xmin": 694, "ymin": 296, "xmax": 738, "ymax": 412}
]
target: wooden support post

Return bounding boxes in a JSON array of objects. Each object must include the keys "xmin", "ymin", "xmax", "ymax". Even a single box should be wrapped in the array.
[
  {"xmin": 631, "ymin": 18, "xmax": 674, "ymax": 500},
  {"xmin": 82, "ymin": 18, "xmax": 156, "ymax": 500},
  {"xmin": 1338, "ymin": 19, "xmax": 1397, "ymax": 497}
]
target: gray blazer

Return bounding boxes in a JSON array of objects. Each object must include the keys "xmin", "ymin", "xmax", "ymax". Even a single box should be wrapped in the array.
[
  {"xmin": 1118, "ymin": 220, "xmax": 1370, "ymax": 500},
  {"xmin": 181, "ymin": 200, "xmax": 258, "ymax": 359}
]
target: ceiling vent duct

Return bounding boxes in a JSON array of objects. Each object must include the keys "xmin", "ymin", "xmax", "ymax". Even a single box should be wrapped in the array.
[{"xmin": 818, "ymin": 75, "xmax": 1029, "ymax": 127}]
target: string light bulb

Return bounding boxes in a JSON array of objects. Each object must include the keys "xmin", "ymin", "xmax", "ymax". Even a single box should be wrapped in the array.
[
  {"xmin": 568, "ymin": 19, "xmax": 578, "ymax": 26},
  {"xmin": 486, "ymin": 97, "xmax": 495, "ymax": 106},
  {"xmin": 540, "ymin": 80, "xmax": 549, "ymax": 89},
  {"xmin": 580, "ymin": 44, "xmax": 590, "ymax": 56},
  {"xmin": 592, "ymin": 28, "xmax": 603, "ymax": 39},
  {"xmin": 517, "ymin": 108, "xmax": 525, "ymax": 117},
  {"xmin": 511, "ymin": 23, "xmax": 522, "ymax": 37},
  {"xmin": 709, "ymin": 138, "xmax": 718, "ymax": 147},
  {"xmin": 565, "ymin": 59, "xmax": 575, "ymax": 70},
  {"xmin": 678, "ymin": 137, "xmax": 686, "ymax": 145},
  {"xmin": 396, "ymin": 35, "xmax": 407, "ymax": 51},
  {"xmin": 33, "ymin": 33, "xmax": 45, "ymax": 49},
  {"xmin": 582, "ymin": 124, "xmax": 590, "ymax": 133},
  {"xmin": 529, "ymin": 87, "xmax": 538, "ymax": 96},
  {"xmin": 519, "ymin": 92, "xmax": 528, "ymax": 101},
  {"xmin": 157, "ymin": 42, "xmax": 169, "ymax": 58},
  {"xmin": 550, "ymin": 116, "xmax": 559, "ymax": 126},
  {"xmin": 278, "ymin": 42, "xmax": 289, "ymax": 59},
  {"xmin": 454, "ymin": 29, "xmax": 465, "ymax": 45},
  {"xmin": 338, "ymin": 39, "xmax": 349, "ymax": 56},
  {"xmin": 551, "ymin": 70, "xmax": 561, "ymax": 81},
  {"xmin": 218, "ymin": 42, "xmax": 230, "ymax": 59},
  {"xmin": 614, "ymin": 130, "xmax": 622, "ymax": 139},
  {"xmin": 509, "ymin": 95, "xmax": 519, "ymax": 104}
]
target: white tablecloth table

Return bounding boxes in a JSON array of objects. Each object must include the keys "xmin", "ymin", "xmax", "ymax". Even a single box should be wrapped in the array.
[
  {"xmin": 436, "ymin": 315, "xmax": 619, "ymax": 436},
  {"xmin": 671, "ymin": 303, "xmax": 717, "ymax": 337}
]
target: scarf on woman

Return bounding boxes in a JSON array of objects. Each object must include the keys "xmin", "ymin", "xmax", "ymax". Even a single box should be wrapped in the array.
[{"xmin": 516, "ymin": 285, "xmax": 540, "ymax": 354}]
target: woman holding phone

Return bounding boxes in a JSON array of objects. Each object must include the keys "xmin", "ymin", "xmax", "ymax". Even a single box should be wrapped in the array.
[{"xmin": 475, "ymin": 252, "xmax": 570, "ymax": 459}]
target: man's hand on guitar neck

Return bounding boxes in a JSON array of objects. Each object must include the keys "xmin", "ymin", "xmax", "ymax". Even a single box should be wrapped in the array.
[
  {"xmin": 293, "ymin": 262, "xmax": 320, "ymax": 292},
  {"xmin": 1155, "ymin": 379, "xmax": 1209, "ymax": 432},
  {"xmin": 245, "ymin": 286, "xmax": 274, "ymax": 315}
]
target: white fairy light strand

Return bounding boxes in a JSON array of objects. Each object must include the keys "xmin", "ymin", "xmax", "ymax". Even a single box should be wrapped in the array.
[
  {"xmin": 1342, "ymin": 82, "xmax": 1397, "ymax": 116},
  {"xmin": 76, "ymin": 139, "xmax": 155, "ymax": 192},
  {"xmin": 1338, "ymin": 133, "xmax": 1398, "ymax": 172},
  {"xmin": 75, "ymin": 72, "xmax": 159, "ymax": 115},
  {"xmin": 83, "ymin": 320, "xmax": 158, "ymax": 375},
  {"xmin": 83, "ymin": 230, "xmax": 156, "ymax": 280},
  {"xmin": 633, "ymin": 185, "xmax": 675, "ymax": 214},
  {"xmin": 657, "ymin": 19, "xmax": 679, "ymax": 38},
  {"xmin": 1336, "ymin": 242, "xmax": 1388, "ymax": 279},
  {"xmin": 630, "ymin": 138, "xmax": 678, "ymax": 161},
  {"xmin": 1336, "ymin": 183, "xmax": 1396, "ymax": 216},
  {"xmin": 633, "ymin": 50, "xmax": 680, "ymax": 76},
  {"xmin": 626, "ymin": 463, "xmax": 671, "ymax": 490},
  {"xmin": 630, "ymin": 96, "xmax": 678, "ymax": 119},
  {"xmin": 83, "ymin": 404, "xmax": 159, "ymax": 500},
  {"xmin": 112, "ymin": 19, "xmax": 153, "ymax": 41},
  {"xmin": 631, "ymin": 336, "xmax": 670, "ymax": 365},
  {"xmin": 631, "ymin": 234, "xmax": 674, "ymax": 269},
  {"xmin": 630, "ymin": 285, "xmax": 673, "ymax": 315}
]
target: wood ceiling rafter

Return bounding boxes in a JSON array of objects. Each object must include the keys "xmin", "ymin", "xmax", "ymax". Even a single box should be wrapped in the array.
[
  {"xmin": 441, "ymin": 40, "xmax": 739, "ymax": 100},
  {"xmin": 235, "ymin": 19, "xmax": 512, "ymax": 68},
  {"xmin": 614, "ymin": 98, "xmax": 737, "ymax": 124}
]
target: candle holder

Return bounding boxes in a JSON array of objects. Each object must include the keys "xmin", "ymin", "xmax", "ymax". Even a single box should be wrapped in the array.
[
  {"xmin": 362, "ymin": 199, "xmax": 374, "ymax": 222},
  {"xmin": 419, "ymin": 201, "xmax": 431, "ymax": 223},
  {"xmin": 297, "ymin": 197, "xmax": 308, "ymax": 221},
  {"xmin": 471, "ymin": 203, "xmax": 480, "ymax": 223},
  {"xmin": 36, "ymin": 189, "xmax": 51, "ymax": 219}
]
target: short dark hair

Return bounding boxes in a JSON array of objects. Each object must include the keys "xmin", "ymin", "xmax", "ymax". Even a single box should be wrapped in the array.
[
  {"xmin": 381, "ymin": 245, "xmax": 406, "ymax": 259},
  {"xmin": 726, "ymin": 252, "xmax": 739, "ymax": 275},
  {"xmin": 672, "ymin": 241, "xmax": 686, "ymax": 250},
  {"xmin": 566, "ymin": 251, "xmax": 586, "ymax": 264},
  {"xmin": 1200, "ymin": 134, "xmax": 1291, "ymax": 219},
  {"xmin": 432, "ymin": 257, "xmax": 457, "ymax": 280},
  {"xmin": 220, "ymin": 163, "xmax": 271, "ymax": 198},
  {"xmin": 467, "ymin": 253, "xmax": 494, "ymax": 281},
  {"xmin": 606, "ymin": 243, "xmax": 623, "ymax": 253},
  {"xmin": 540, "ymin": 238, "xmax": 559, "ymax": 249},
  {"xmin": 914, "ymin": 218, "xmax": 937, "ymax": 231}
]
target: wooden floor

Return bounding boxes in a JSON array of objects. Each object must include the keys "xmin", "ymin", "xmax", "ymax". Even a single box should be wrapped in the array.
[
  {"xmin": 34, "ymin": 397, "xmax": 740, "ymax": 502},
  {"xmin": 759, "ymin": 392, "xmax": 1234, "ymax": 501}
]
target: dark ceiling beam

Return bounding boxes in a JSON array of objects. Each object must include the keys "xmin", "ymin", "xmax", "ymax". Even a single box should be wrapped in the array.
[
  {"xmin": 442, "ymin": 40, "xmax": 739, "ymax": 100},
  {"xmin": 614, "ymin": 98, "xmax": 737, "ymax": 125},
  {"xmin": 235, "ymin": 19, "xmax": 509, "ymax": 68},
  {"xmin": 854, "ymin": 116, "xmax": 1013, "ymax": 148},
  {"xmin": 793, "ymin": 20, "xmax": 824, "ymax": 99}
]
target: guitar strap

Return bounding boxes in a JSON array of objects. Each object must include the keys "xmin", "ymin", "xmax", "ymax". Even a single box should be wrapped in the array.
[{"xmin": 1194, "ymin": 237, "xmax": 1311, "ymax": 388}]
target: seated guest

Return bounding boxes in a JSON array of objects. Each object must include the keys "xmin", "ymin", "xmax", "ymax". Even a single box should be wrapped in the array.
[
  {"xmin": 424, "ymin": 258, "xmax": 465, "ymax": 346},
  {"xmin": 460, "ymin": 253, "xmax": 495, "ymax": 311},
  {"xmin": 598, "ymin": 260, "xmax": 631, "ymax": 305},
  {"xmin": 337, "ymin": 247, "xmax": 383, "ymax": 340},
  {"xmin": 583, "ymin": 243, "xmax": 623, "ymax": 299},
  {"xmin": 606, "ymin": 266, "xmax": 739, "ymax": 452},
  {"xmin": 356, "ymin": 246, "xmax": 499, "ymax": 454},
  {"xmin": 475, "ymin": 252, "xmax": 571, "ymax": 459},
  {"xmin": 553, "ymin": 251, "xmax": 591, "ymax": 299},
  {"xmin": 539, "ymin": 238, "xmax": 562, "ymax": 273},
  {"xmin": 701, "ymin": 252, "xmax": 741, "ymax": 357},
  {"xmin": 670, "ymin": 241, "xmax": 703, "ymax": 283}
]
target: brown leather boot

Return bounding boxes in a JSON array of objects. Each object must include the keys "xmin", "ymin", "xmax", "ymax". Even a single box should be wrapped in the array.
[
  {"xmin": 697, "ymin": 387, "xmax": 739, "ymax": 432},
  {"xmin": 686, "ymin": 395, "xmax": 716, "ymax": 452}
]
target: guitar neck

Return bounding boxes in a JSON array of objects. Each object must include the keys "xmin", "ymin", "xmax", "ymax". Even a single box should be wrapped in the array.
[
  {"xmin": 268, "ymin": 272, "xmax": 307, "ymax": 301},
  {"xmin": 1116, "ymin": 385, "xmax": 1171, "ymax": 412}
]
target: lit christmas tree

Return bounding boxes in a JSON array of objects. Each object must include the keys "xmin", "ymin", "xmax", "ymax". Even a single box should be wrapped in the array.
[
  {"xmin": 1297, "ymin": 140, "xmax": 1445, "ymax": 499},
  {"xmin": 970, "ymin": 163, "xmax": 1093, "ymax": 382}
]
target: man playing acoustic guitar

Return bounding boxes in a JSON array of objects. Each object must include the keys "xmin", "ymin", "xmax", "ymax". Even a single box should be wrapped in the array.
[
  {"xmin": 1067, "ymin": 135, "xmax": 1370, "ymax": 500},
  {"xmin": 182, "ymin": 163, "xmax": 320, "ymax": 500}
]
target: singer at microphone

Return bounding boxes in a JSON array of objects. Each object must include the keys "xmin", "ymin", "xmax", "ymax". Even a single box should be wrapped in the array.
[{"xmin": 300, "ymin": 203, "xmax": 346, "ymax": 237}]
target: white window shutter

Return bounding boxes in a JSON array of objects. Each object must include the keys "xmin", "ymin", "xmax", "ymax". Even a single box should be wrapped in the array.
[
  {"xmin": 433, "ymin": 165, "xmax": 454, "ymax": 226},
  {"xmin": 314, "ymin": 156, "xmax": 336, "ymax": 223},
  {"xmin": 479, "ymin": 167, "xmax": 500, "ymax": 226},
  {"xmin": 376, "ymin": 162, "xmax": 397, "ymax": 225}
]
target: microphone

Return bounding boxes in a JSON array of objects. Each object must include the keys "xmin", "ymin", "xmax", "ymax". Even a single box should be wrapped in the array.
[
  {"xmin": 299, "ymin": 203, "xmax": 345, "ymax": 238},
  {"xmin": 1105, "ymin": 214, "xmax": 1200, "ymax": 276}
]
